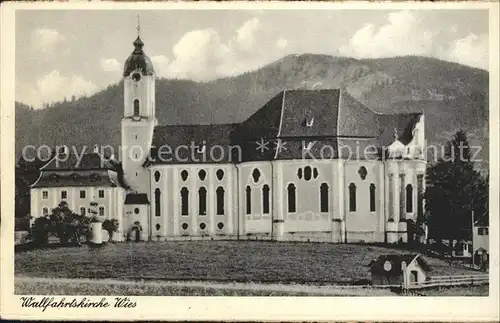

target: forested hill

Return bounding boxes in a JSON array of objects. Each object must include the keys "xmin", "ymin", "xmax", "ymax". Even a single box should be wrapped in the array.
[{"xmin": 15, "ymin": 54, "xmax": 489, "ymax": 170}]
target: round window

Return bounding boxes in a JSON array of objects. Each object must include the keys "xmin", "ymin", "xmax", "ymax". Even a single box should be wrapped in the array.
[
  {"xmin": 217, "ymin": 222, "xmax": 224, "ymax": 230},
  {"xmin": 216, "ymin": 169, "xmax": 224, "ymax": 181},
  {"xmin": 181, "ymin": 223, "xmax": 188, "ymax": 230},
  {"xmin": 181, "ymin": 170, "xmax": 189, "ymax": 181},
  {"xmin": 199, "ymin": 222, "xmax": 207, "ymax": 230},
  {"xmin": 134, "ymin": 208, "xmax": 140, "ymax": 214},
  {"xmin": 156, "ymin": 224, "xmax": 161, "ymax": 230},
  {"xmin": 132, "ymin": 73, "xmax": 141, "ymax": 82},
  {"xmin": 154, "ymin": 171, "xmax": 161, "ymax": 182},
  {"xmin": 198, "ymin": 169, "xmax": 207, "ymax": 181}
]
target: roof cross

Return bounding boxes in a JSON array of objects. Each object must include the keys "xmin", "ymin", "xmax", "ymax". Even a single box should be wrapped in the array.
[{"xmin": 136, "ymin": 14, "xmax": 141, "ymax": 38}]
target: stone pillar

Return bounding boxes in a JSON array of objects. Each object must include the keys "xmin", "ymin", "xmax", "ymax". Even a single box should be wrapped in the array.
[
  {"xmin": 399, "ymin": 174, "xmax": 406, "ymax": 221},
  {"xmin": 386, "ymin": 173, "xmax": 398, "ymax": 243},
  {"xmin": 398, "ymin": 173, "xmax": 408, "ymax": 242}
]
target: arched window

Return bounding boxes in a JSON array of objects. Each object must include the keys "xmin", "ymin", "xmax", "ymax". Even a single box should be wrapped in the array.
[
  {"xmin": 198, "ymin": 187, "xmax": 207, "ymax": 215},
  {"xmin": 181, "ymin": 187, "xmax": 189, "ymax": 216},
  {"xmin": 245, "ymin": 186, "xmax": 251, "ymax": 214},
  {"xmin": 43, "ymin": 207, "xmax": 48, "ymax": 216},
  {"xmin": 216, "ymin": 186, "xmax": 225, "ymax": 215},
  {"xmin": 349, "ymin": 183, "xmax": 356, "ymax": 212},
  {"xmin": 406, "ymin": 184, "xmax": 413, "ymax": 213},
  {"xmin": 133, "ymin": 99, "xmax": 140, "ymax": 116},
  {"xmin": 320, "ymin": 183, "xmax": 329, "ymax": 212},
  {"xmin": 154, "ymin": 171, "xmax": 161, "ymax": 182},
  {"xmin": 262, "ymin": 185, "xmax": 270, "ymax": 214},
  {"xmin": 370, "ymin": 184, "xmax": 376, "ymax": 212},
  {"xmin": 304, "ymin": 166, "xmax": 312, "ymax": 181},
  {"xmin": 181, "ymin": 170, "xmax": 189, "ymax": 181},
  {"xmin": 287, "ymin": 183, "xmax": 296, "ymax": 213},
  {"xmin": 155, "ymin": 188, "xmax": 161, "ymax": 217}
]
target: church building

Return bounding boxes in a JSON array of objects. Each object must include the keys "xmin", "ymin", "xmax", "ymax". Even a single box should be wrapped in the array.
[{"xmin": 30, "ymin": 32, "xmax": 427, "ymax": 244}]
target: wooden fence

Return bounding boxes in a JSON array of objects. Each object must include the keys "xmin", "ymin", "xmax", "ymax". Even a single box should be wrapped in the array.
[{"xmin": 405, "ymin": 274, "xmax": 489, "ymax": 291}]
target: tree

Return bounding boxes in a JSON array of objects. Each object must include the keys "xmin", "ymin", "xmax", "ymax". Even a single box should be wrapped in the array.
[
  {"xmin": 102, "ymin": 219, "xmax": 119, "ymax": 242},
  {"xmin": 425, "ymin": 130, "xmax": 488, "ymax": 243},
  {"xmin": 49, "ymin": 201, "xmax": 88, "ymax": 246},
  {"xmin": 30, "ymin": 216, "xmax": 51, "ymax": 246}
]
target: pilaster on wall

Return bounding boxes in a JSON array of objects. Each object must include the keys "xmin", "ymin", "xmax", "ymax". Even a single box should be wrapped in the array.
[{"xmin": 272, "ymin": 162, "xmax": 284, "ymax": 241}]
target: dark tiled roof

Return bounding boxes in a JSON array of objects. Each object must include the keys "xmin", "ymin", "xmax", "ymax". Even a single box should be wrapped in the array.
[
  {"xmin": 124, "ymin": 193, "xmax": 150, "ymax": 205},
  {"xmin": 41, "ymin": 153, "xmax": 119, "ymax": 171},
  {"xmin": 147, "ymin": 124, "xmax": 238, "ymax": 165},
  {"xmin": 148, "ymin": 89, "xmax": 423, "ymax": 164},
  {"xmin": 31, "ymin": 169, "xmax": 121, "ymax": 188},
  {"xmin": 369, "ymin": 254, "xmax": 432, "ymax": 276}
]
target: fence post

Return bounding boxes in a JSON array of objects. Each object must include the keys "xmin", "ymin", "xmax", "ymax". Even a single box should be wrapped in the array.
[{"xmin": 402, "ymin": 261, "xmax": 408, "ymax": 295}]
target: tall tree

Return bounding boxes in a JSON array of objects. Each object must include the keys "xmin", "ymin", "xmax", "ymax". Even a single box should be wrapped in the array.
[{"xmin": 425, "ymin": 130, "xmax": 488, "ymax": 242}]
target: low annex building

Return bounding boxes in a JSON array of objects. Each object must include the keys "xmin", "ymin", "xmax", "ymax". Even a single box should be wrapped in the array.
[{"xmin": 30, "ymin": 32, "xmax": 427, "ymax": 244}]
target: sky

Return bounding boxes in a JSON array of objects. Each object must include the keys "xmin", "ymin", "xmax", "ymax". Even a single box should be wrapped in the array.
[{"xmin": 15, "ymin": 9, "xmax": 489, "ymax": 109}]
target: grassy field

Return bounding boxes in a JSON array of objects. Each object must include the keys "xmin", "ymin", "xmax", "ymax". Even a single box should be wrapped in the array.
[{"xmin": 15, "ymin": 241, "xmax": 480, "ymax": 284}]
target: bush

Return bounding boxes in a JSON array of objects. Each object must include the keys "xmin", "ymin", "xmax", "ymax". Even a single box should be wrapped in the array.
[
  {"xmin": 15, "ymin": 217, "xmax": 31, "ymax": 231},
  {"xmin": 30, "ymin": 217, "xmax": 51, "ymax": 246}
]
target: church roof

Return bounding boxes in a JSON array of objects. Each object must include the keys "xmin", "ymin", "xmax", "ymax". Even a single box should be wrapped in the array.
[
  {"xmin": 40, "ymin": 152, "xmax": 119, "ymax": 171},
  {"xmin": 146, "ymin": 89, "xmax": 423, "ymax": 164},
  {"xmin": 31, "ymin": 169, "xmax": 122, "ymax": 188},
  {"xmin": 123, "ymin": 36, "xmax": 155, "ymax": 77},
  {"xmin": 147, "ymin": 124, "xmax": 238, "ymax": 165}
]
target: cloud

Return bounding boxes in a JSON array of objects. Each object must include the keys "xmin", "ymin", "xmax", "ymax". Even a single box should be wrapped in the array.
[
  {"xmin": 22, "ymin": 70, "xmax": 97, "ymax": 108},
  {"xmin": 154, "ymin": 17, "xmax": 289, "ymax": 80},
  {"xmin": 166, "ymin": 28, "xmax": 231, "ymax": 80},
  {"xmin": 276, "ymin": 38, "xmax": 288, "ymax": 50},
  {"xmin": 100, "ymin": 58, "xmax": 121, "ymax": 73},
  {"xmin": 443, "ymin": 33, "xmax": 488, "ymax": 70},
  {"xmin": 150, "ymin": 55, "xmax": 170, "ymax": 77},
  {"xmin": 339, "ymin": 11, "xmax": 433, "ymax": 58},
  {"xmin": 31, "ymin": 28, "xmax": 66, "ymax": 53},
  {"xmin": 339, "ymin": 10, "xmax": 488, "ymax": 70},
  {"xmin": 235, "ymin": 18, "xmax": 262, "ymax": 51}
]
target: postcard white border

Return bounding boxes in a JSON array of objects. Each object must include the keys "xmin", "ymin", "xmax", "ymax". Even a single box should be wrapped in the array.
[{"xmin": 1, "ymin": 1, "xmax": 499, "ymax": 321}]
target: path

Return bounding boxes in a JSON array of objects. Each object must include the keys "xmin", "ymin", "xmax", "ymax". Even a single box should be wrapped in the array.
[{"xmin": 16, "ymin": 276, "xmax": 397, "ymax": 296}]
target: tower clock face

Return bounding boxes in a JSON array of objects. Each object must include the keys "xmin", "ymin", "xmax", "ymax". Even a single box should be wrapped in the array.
[{"xmin": 132, "ymin": 73, "xmax": 141, "ymax": 82}]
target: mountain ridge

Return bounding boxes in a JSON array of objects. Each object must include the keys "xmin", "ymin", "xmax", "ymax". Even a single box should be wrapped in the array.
[{"xmin": 15, "ymin": 54, "xmax": 489, "ymax": 171}]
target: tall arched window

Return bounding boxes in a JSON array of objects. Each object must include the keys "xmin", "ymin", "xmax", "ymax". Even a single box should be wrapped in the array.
[
  {"xmin": 320, "ymin": 183, "xmax": 329, "ymax": 212},
  {"xmin": 181, "ymin": 187, "xmax": 189, "ymax": 216},
  {"xmin": 349, "ymin": 183, "xmax": 356, "ymax": 212},
  {"xmin": 262, "ymin": 185, "xmax": 270, "ymax": 214},
  {"xmin": 155, "ymin": 188, "xmax": 161, "ymax": 217},
  {"xmin": 287, "ymin": 183, "xmax": 296, "ymax": 213},
  {"xmin": 245, "ymin": 186, "xmax": 251, "ymax": 214},
  {"xmin": 133, "ymin": 99, "xmax": 140, "ymax": 116},
  {"xmin": 198, "ymin": 187, "xmax": 207, "ymax": 215},
  {"xmin": 406, "ymin": 184, "xmax": 413, "ymax": 213},
  {"xmin": 216, "ymin": 186, "xmax": 225, "ymax": 215},
  {"xmin": 369, "ymin": 184, "xmax": 376, "ymax": 212}
]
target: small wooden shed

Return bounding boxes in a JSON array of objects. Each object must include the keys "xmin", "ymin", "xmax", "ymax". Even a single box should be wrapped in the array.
[{"xmin": 369, "ymin": 254, "xmax": 432, "ymax": 286}]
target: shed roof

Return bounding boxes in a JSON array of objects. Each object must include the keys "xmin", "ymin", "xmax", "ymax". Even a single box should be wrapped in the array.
[
  {"xmin": 124, "ymin": 193, "xmax": 150, "ymax": 205},
  {"xmin": 369, "ymin": 254, "xmax": 432, "ymax": 276}
]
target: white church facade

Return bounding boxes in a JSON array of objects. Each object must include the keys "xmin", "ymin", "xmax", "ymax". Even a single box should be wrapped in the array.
[{"xmin": 30, "ymin": 34, "xmax": 427, "ymax": 244}]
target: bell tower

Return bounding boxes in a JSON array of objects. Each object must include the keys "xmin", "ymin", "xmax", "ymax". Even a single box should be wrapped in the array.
[{"xmin": 121, "ymin": 17, "xmax": 157, "ymax": 195}]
